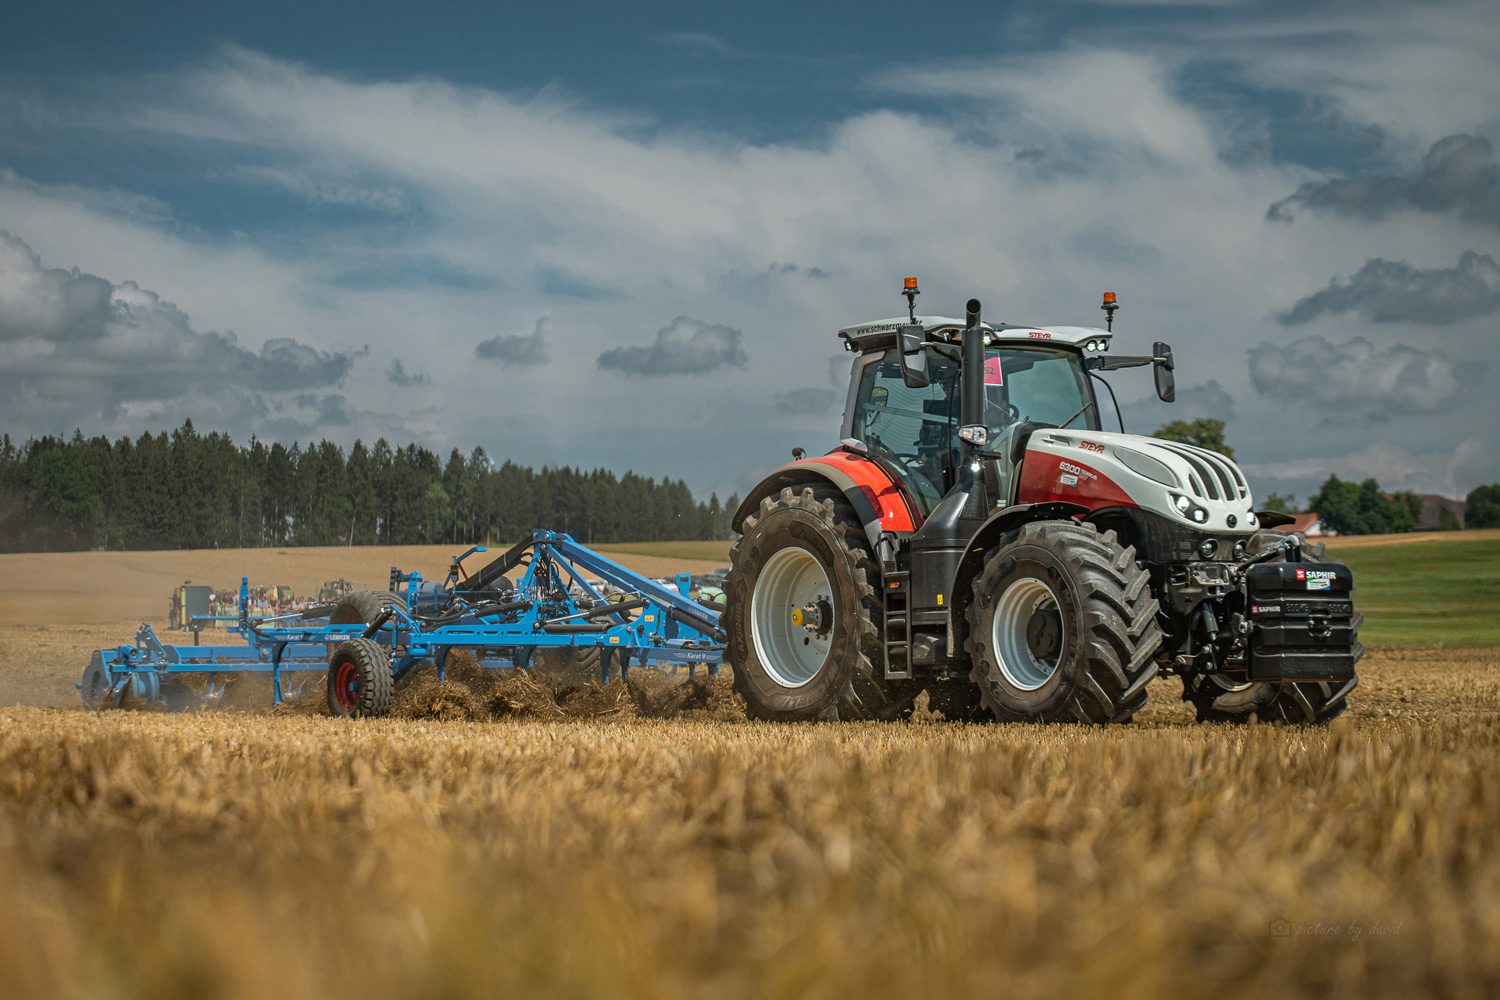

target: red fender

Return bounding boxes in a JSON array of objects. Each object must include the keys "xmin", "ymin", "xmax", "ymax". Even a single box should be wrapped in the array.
[{"xmin": 731, "ymin": 450, "xmax": 919, "ymax": 545}]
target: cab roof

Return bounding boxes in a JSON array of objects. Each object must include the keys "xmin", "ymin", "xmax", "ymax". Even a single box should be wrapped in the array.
[{"xmin": 837, "ymin": 316, "xmax": 1115, "ymax": 353}]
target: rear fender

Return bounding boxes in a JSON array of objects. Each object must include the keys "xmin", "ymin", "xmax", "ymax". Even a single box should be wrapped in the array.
[{"xmin": 732, "ymin": 453, "xmax": 918, "ymax": 551}]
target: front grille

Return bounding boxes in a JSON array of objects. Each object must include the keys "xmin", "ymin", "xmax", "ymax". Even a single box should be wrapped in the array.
[
  {"xmin": 1154, "ymin": 442, "xmax": 1220, "ymax": 500},
  {"xmin": 1154, "ymin": 441, "xmax": 1246, "ymax": 501}
]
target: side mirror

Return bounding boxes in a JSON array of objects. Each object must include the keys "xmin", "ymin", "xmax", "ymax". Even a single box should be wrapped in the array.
[
  {"xmin": 897, "ymin": 324, "xmax": 930, "ymax": 388},
  {"xmin": 1153, "ymin": 341, "xmax": 1175, "ymax": 403}
]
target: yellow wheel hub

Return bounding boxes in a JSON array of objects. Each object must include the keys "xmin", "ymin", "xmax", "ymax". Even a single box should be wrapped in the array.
[{"xmin": 789, "ymin": 607, "xmax": 805, "ymax": 627}]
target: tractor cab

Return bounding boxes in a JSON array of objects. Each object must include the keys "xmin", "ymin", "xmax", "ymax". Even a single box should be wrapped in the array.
[{"xmin": 841, "ymin": 335, "xmax": 1103, "ymax": 517}]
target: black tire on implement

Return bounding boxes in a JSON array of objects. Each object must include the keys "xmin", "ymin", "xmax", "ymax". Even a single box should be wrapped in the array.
[
  {"xmin": 330, "ymin": 590, "xmax": 408, "ymax": 625},
  {"xmin": 79, "ymin": 655, "xmax": 116, "ymax": 710},
  {"xmin": 966, "ymin": 520, "xmax": 1162, "ymax": 724},
  {"xmin": 538, "ymin": 647, "xmax": 604, "ymax": 684},
  {"xmin": 726, "ymin": 486, "xmax": 889, "ymax": 721},
  {"xmin": 1182, "ymin": 531, "xmax": 1360, "ymax": 724},
  {"xmin": 327, "ymin": 637, "xmax": 394, "ymax": 718}
]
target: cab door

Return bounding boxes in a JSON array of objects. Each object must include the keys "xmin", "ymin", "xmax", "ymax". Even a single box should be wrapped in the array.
[{"xmin": 846, "ymin": 348, "xmax": 959, "ymax": 516}]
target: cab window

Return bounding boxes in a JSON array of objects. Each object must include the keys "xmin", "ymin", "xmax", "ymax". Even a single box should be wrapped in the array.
[{"xmin": 850, "ymin": 349, "xmax": 958, "ymax": 512}]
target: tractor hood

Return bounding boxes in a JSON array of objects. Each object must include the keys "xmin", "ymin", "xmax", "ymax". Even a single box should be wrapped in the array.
[{"xmin": 1019, "ymin": 429, "xmax": 1260, "ymax": 534}]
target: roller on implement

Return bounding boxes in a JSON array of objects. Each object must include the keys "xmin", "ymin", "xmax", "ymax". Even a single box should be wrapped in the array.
[
  {"xmin": 81, "ymin": 530, "xmax": 726, "ymax": 717},
  {"xmin": 723, "ymin": 279, "xmax": 1362, "ymax": 724}
]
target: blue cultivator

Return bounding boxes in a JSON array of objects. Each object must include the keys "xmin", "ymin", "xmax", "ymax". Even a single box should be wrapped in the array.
[{"xmin": 80, "ymin": 530, "xmax": 727, "ymax": 717}]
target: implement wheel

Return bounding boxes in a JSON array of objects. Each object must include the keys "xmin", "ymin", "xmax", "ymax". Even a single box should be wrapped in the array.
[
  {"xmin": 80, "ymin": 655, "xmax": 116, "ymax": 710},
  {"xmin": 966, "ymin": 521, "xmax": 1162, "ymax": 724},
  {"xmin": 327, "ymin": 638, "xmax": 394, "ymax": 718},
  {"xmin": 331, "ymin": 590, "xmax": 407, "ymax": 625},
  {"xmin": 726, "ymin": 486, "xmax": 887, "ymax": 721}
]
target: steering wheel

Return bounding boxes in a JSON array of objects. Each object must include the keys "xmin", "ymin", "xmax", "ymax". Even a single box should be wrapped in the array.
[{"xmin": 986, "ymin": 398, "xmax": 1020, "ymax": 426}]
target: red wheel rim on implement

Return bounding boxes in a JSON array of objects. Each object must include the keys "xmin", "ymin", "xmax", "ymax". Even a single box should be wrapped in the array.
[{"xmin": 333, "ymin": 660, "xmax": 359, "ymax": 713}]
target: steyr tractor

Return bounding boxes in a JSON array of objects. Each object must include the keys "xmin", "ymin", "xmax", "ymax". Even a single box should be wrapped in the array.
[{"xmin": 726, "ymin": 280, "xmax": 1362, "ymax": 724}]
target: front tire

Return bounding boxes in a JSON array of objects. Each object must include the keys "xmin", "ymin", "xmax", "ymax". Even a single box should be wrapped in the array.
[
  {"xmin": 966, "ymin": 521, "xmax": 1162, "ymax": 723},
  {"xmin": 726, "ymin": 487, "xmax": 885, "ymax": 721}
]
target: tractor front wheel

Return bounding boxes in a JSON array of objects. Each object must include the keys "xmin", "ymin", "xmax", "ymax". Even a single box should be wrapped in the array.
[{"xmin": 966, "ymin": 521, "xmax": 1162, "ymax": 724}]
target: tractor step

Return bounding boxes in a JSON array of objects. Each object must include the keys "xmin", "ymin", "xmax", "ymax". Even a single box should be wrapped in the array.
[{"xmin": 882, "ymin": 571, "xmax": 912, "ymax": 680}]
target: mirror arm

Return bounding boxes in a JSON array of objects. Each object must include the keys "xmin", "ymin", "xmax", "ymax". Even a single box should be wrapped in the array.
[{"xmin": 1087, "ymin": 355, "xmax": 1154, "ymax": 371}]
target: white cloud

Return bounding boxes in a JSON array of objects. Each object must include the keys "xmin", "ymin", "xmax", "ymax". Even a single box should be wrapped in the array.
[
  {"xmin": 0, "ymin": 229, "xmax": 370, "ymax": 440},
  {"xmin": 235, "ymin": 165, "xmax": 414, "ymax": 215},
  {"xmin": 1247, "ymin": 336, "xmax": 1463, "ymax": 415}
]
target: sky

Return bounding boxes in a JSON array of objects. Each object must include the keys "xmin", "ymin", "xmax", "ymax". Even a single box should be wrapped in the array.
[{"xmin": 1, "ymin": 0, "xmax": 1498, "ymax": 504}]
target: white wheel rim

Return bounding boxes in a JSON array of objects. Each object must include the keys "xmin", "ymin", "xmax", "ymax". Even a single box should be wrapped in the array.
[
  {"xmin": 750, "ymin": 546, "xmax": 835, "ymax": 688},
  {"xmin": 991, "ymin": 577, "xmax": 1065, "ymax": 691},
  {"xmin": 1210, "ymin": 675, "xmax": 1255, "ymax": 693}
]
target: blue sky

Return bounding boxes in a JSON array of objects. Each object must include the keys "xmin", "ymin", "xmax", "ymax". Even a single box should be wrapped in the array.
[{"xmin": 2, "ymin": 0, "xmax": 1498, "ymax": 502}]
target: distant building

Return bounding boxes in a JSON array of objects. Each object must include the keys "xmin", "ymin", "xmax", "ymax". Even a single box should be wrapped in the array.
[
  {"xmin": 1410, "ymin": 493, "xmax": 1467, "ymax": 531},
  {"xmin": 1272, "ymin": 512, "xmax": 1330, "ymax": 537}
]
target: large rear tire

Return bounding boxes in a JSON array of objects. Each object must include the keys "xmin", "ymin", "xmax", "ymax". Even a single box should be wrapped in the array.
[
  {"xmin": 726, "ymin": 486, "xmax": 887, "ymax": 721},
  {"xmin": 966, "ymin": 521, "xmax": 1162, "ymax": 724}
]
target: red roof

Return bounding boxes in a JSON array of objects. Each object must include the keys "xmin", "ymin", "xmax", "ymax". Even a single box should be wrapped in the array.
[{"xmin": 1271, "ymin": 512, "xmax": 1322, "ymax": 535}]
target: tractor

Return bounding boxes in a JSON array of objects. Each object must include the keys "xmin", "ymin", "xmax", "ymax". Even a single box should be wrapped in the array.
[{"xmin": 726, "ymin": 280, "xmax": 1362, "ymax": 724}]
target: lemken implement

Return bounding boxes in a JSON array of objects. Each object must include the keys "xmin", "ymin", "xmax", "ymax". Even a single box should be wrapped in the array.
[{"xmin": 81, "ymin": 531, "xmax": 725, "ymax": 716}]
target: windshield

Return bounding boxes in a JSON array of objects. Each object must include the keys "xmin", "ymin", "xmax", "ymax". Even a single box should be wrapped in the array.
[
  {"xmin": 989, "ymin": 346, "xmax": 1099, "ymax": 431},
  {"xmin": 849, "ymin": 344, "xmax": 1098, "ymax": 512}
]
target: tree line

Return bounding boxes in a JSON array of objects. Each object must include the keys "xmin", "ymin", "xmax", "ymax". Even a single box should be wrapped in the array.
[
  {"xmin": 0, "ymin": 423, "xmax": 740, "ymax": 553},
  {"xmin": 1308, "ymin": 477, "xmax": 1499, "ymax": 535}
]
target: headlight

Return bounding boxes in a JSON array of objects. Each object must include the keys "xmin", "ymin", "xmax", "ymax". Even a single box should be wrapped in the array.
[
  {"xmin": 1170, "ymin": 492, "xmax": 1209, "ymax": 523},
  {"xmin": 1199, "ymin": 538, "xmax": 1218, "ymax": 558},
  {"xmin": 1233, "ymin": 539, "xmax": 1247, "ymax": 558}
]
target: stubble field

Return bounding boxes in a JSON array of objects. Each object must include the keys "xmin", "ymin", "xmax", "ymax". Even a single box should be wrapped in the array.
[{"xmin": 0, "ymin": 535, "xmax": 1497, "ymax": 998}]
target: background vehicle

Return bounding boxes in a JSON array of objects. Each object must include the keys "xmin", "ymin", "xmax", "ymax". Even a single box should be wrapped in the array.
[{"xmin": 727, "ymin": 280, "xmax": 1361, "ymax": 724}]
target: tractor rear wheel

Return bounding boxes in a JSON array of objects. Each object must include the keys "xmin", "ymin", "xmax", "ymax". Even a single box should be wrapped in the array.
[
  {"xmin": 966, "ymin": 521, "xmax": 1162, "ymax": 724},
  {"xmin": 327, "ymin": 638, "xmax": 394, "ymax": 718},
  {"xmin": 726, "ymin": 486, "xmax": 886, "ymax": 721}
]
